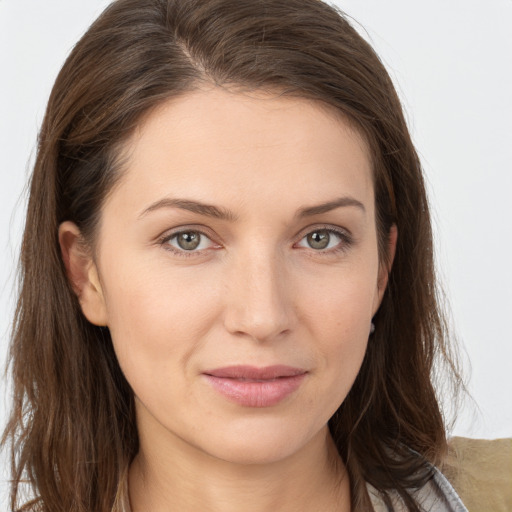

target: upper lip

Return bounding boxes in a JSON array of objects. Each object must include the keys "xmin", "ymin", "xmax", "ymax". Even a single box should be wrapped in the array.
[{"xmin": 204, "ymin": 365, "xmax": 307, "ymax": 380}]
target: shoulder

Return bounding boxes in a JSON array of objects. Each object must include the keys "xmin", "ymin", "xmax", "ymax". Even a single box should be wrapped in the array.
[
  {"xmin": 367, "ymin": 465, "xmax": 468, "ymax": 512},
  {"xmin": 442, "ymin": 437, "xmax": 512, "ymax": 512}
]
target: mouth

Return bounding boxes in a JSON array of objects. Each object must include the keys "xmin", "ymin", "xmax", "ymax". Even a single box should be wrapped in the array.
[{"xmin": 202, "ymin": 365, "xmax": 307, "ymax": 407}]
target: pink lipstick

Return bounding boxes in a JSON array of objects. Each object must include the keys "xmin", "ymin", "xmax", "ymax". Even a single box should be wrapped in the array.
[{"xmin": 203, "ymin": 365, "xmax": 307, "ymax": 407}]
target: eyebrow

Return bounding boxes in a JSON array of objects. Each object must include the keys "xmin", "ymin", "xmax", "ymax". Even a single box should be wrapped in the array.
[
  {"xmin": 139, "ymin": 195, "xmax": 365, "ymax": 221},
  {"xmin": 296, "ymin": 197, "xmax": 366, "ymax": 217},
  {"xmin": 139, "ymin": 198, "xmax": 238, "ymax": 221}
]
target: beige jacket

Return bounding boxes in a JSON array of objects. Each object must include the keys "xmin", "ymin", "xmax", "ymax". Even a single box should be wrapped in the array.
[{"xmin": 443, "ymin": 437, "xmax": 512, "ymax": 512}]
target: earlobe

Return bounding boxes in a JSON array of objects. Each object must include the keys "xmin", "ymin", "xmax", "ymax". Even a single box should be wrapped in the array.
[{"xmin": 58, "ymin": 221, "xmax": 108, "ymax": 326}]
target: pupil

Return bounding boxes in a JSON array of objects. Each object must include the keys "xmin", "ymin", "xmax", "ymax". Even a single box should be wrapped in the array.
[
  {"xmin": 308, "ymin": 230, "xmax": 330, "ymax": 249},
  {"xmin": 177, "ymin": 232, "xmax": 200, "ymax": 250}
]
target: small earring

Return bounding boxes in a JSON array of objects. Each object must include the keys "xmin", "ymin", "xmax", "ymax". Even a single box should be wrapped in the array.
[{"xmin": 370, "ymin": 322, "xmax": 375, "ymax": 334}]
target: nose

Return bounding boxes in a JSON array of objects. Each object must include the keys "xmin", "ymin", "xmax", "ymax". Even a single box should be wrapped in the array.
[{"xmin": 222, "ymin": 249, "xmax": 295, "ymax": 343}]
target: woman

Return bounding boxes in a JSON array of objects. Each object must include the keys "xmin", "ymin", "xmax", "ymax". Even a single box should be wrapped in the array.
[{"xmin": 2, "ymin": 0, "xmax": 466, "ymax": 510}]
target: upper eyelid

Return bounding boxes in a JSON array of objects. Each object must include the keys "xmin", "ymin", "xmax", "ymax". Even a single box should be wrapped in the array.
[
  {"xmin": 158, "ymin": 225, "xmax": 218, "ymax": 242},
  {"xmin": 293, "ymin": 223, "xmax": 352, "ymax": 241}
]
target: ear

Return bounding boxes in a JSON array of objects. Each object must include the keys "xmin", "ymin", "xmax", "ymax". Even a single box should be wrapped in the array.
[
  {"xmin": 373, "ymin": 223, "xmax": 398, "ymax": 314},
  {"xmin": 58, "ymin": 221, "xmax": 108, "ymax": 326}
]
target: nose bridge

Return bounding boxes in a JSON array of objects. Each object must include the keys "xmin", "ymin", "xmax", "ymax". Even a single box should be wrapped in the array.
[{"xmin": 223, "ymin": 245, "xmax": 293, "ymax": 341}]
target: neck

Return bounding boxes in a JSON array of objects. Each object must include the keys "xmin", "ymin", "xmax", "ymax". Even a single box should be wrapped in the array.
[{"xmin": 128, "ymin": 426, "xmax": 351, "ymax": 512}]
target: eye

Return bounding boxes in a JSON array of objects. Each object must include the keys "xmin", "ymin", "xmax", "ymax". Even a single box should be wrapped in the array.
[
  {"xmin": 296, "ymin": 228, "xmax": 346, "ymax": 251},
  {"xmin": 164, "ymin": 230, "xmax": 216, "ymax": 252}
]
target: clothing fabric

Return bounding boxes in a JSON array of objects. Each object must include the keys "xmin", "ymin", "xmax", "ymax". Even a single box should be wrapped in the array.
[
  {"xmin": 367, "ymin": 465, "xmax": 468, "ymax": 512},
  {"xmin": 443, "ymin": 436, "xmax": 512, "ymax": 512}
]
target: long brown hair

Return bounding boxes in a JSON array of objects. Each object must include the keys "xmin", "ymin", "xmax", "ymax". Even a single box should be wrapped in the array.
[{"xmin": 2, "ymin": 0, "xmax": 463, "ymax": 510}]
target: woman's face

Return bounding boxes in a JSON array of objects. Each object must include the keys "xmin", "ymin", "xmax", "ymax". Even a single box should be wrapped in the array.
[{"xmin": 82, "ymin": 88, "xmax": 390, "ymax": 465}]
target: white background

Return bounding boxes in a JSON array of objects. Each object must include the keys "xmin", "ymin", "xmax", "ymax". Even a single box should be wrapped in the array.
[{"xmin": 1, "ymin": 0, "xmax": 511, "ymax": 502}]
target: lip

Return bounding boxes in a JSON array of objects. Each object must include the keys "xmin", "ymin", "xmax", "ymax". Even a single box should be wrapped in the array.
[{"xmin": 203, "ymin": 365, "xmax": 307, "ymax": 407}]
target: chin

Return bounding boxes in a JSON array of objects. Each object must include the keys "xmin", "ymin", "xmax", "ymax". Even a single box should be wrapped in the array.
[
  {"xmin": 196, "ymin": 418, "xmax": 325, "ymax": 467},
  {"xmin": 210, "ymin": 439, "xmax": 301, "ymax": 466}
]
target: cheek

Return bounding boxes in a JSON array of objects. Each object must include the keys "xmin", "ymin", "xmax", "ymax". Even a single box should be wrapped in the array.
[
  {"xmin": 298, "ymin": 264, "xmax": 377, "ymax": 400},
  {"xmin": 99, "ymin": 252, "xmax": 223, "ymax": 386},
  {"xmin": 301, "ymin": 262, "xmax": 378, "ymax": 338}
]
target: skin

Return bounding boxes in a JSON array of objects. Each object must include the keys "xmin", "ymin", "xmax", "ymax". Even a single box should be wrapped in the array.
[{"xmin": 60, "ymin": 87, "xmax": 396, "ymax": 512}]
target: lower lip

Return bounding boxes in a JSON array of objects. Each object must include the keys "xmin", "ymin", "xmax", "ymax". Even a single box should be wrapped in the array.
[{"xmin": 203, "ymin": 374, "xmax": 306, "ymax": 407}]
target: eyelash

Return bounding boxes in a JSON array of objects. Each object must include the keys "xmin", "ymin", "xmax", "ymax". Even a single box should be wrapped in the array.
[{"xmin": 157, "ymin": 225, "xmax": 353, "ymax": 258}]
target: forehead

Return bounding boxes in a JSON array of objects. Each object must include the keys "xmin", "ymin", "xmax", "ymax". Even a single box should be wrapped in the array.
[{"xmin": 109, "ymin": 87, "xmax": 374, "ymax": 218}]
